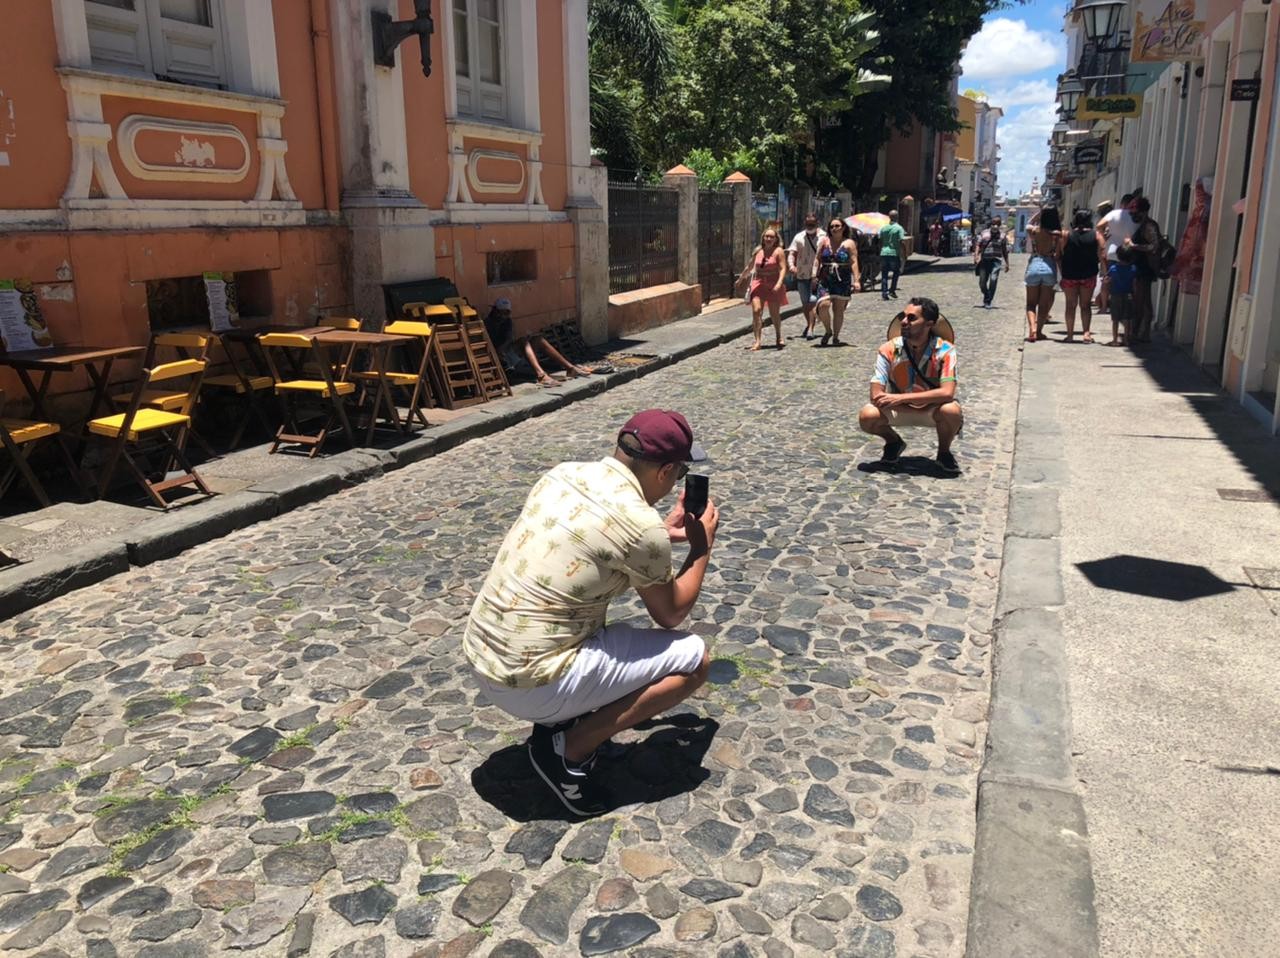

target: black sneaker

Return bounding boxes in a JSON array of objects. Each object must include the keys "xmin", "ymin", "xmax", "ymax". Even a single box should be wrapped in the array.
[
  {"xmin": 881, "ymin": 437, "xmax": 906, "ymax": 463},
  {"xmin": 889, "ymin": 291, "xmax": 898, "ymax": 299},
  {"xmin": 528, "ymin": 730, "xmax": 608, "ymax": 816},
  {"xmin": 820, "ymin": 332, "xmax": 832, "ymax": 347},
  {"xmin": 936, "ymin": 449, "xmax": 961, "ymax": 474}
]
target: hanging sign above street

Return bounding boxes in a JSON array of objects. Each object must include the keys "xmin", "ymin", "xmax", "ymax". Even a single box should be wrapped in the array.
[
  {"xmin": 1078, "ymin": 93, "xmax": 1144, "ymax": 120},
  {"xmin": 1073, "ymin": 141, "xmax": 1106, "ymax": 167},
  {"xmin": 1132, "ymin": 0, "xmax": 1205, "ymax": 63},
  {"xmin": 1230, "ymin": 79, "xmax": 1260, "ymax": 102}
]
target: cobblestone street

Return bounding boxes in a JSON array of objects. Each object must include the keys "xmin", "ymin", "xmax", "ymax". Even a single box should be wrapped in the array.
[{"xmin": 0, "ymin": 260, "xmax": 1024, "ymax": 958}]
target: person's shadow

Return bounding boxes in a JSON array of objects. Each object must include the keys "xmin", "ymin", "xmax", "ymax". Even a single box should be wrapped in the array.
[
  {"xmin": 471, "ymin": 713, "xmax": 718, "ymax": 822},
  {"xmin": 857, "ymin": 455, "xmax": 962, "ymax": 478}
]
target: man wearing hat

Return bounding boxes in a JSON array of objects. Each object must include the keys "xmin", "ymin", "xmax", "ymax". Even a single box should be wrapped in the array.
[
  {"xmin": 463, "ymin": 410, "xmax": 718, "ymax": 815},
  {"xmin": 857, "ymin": 296, "xmax": 963, "ymax": 474}
]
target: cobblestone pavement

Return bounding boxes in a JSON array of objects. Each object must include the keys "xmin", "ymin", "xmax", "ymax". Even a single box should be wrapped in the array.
[{"xmin": 0, "ymin": 259, "xmax": 1023, "ymax": 957}]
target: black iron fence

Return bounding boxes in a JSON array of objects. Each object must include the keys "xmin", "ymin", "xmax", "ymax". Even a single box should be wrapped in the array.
[
  {"xmin": 698, "ymin": 188, "xmax": 735, "ymax": 303},
  {"xmin": 608, "ymin": 178, "xmax": 680, "ymax": 295}
]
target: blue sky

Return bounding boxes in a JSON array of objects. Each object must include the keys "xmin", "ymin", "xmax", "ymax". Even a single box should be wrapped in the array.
[{"xmin": 958, "ymin": 1, "xmax": 1070, "ymax": 199}]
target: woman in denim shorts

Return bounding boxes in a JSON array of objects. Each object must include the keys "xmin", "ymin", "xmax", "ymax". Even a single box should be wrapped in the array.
[{"xmin": 1024, "ymin": 205, "xmax": 1064, "ymax": 342}]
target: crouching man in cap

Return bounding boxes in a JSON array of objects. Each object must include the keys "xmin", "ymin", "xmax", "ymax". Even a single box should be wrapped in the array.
[{"xmin": 463, "ymin": 410, "xmax": 718, "ymax": 815}]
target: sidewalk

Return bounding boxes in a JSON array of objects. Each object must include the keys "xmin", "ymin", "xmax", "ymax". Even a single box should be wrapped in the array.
[
  {"xmin": 973, "ymin": 330, "xmax": 1280, "ymax": 956},
  {"xmin": 1, "ymin": 301, "xmax": 802, "ymax": 618}
]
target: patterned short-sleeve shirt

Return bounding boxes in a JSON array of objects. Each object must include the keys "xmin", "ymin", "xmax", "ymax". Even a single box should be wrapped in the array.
[
  {"xmin": 872, "ymin": 336, "xmax": 958, "ymax": 395},
  {"xmin": 463, "ymin": 457, "xmax": 674, "ymax": 688}
]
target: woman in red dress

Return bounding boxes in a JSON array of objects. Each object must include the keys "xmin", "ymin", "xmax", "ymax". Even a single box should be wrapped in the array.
[{"xmin": 737, "ymin": 227, "xmax": 789, "ymax": 351}]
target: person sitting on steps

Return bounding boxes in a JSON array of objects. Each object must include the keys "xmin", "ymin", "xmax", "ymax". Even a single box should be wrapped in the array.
[{"xmin": 858, "ymin": 296, "xmax": 964, "ymax": 475}]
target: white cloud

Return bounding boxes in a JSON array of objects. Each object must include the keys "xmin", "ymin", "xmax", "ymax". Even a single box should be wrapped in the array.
[
  {"xmin": 976, "ymin": 79, "xmax": 1058, "ymax": 110},
  {"xmin": 994, "ymin": 100, "xmax": 1058, "ymax": 199},
  {"xmin": 960, "ymin": 18, "xmax": 1063, "ymax": 78}
]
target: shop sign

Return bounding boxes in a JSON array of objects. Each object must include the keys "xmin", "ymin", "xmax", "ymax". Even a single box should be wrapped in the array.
[
  {"xmin": 1230, "ymin": 79, "xmax": 1260, "ymax": 102},
  {"xmin": 1073, "ymin": 141, "xmax": 1106, "ymax": 166},
  {"xmin": 1078, "ymin": 93, "xmax": 1144, "ymax": 120},
  {"xmin": 1133, "ymin": 0, "xmax": 1205, "ymax": 63}
]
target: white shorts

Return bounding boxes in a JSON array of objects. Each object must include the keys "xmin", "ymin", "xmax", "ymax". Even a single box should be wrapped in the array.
[
  {"xmin": 475, "ymin": 621, "xmax": 706, "ymax": 725},
  {"xmin": 885, "ymin": 405, "xmax": 941, "ymax": 428}
]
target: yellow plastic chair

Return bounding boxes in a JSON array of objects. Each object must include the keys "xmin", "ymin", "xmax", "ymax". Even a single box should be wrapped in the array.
[
  {"xmin": 318, "ymin": 315, "xmax": 362, "ymax": 331},
  {"xmin": 88, "ymin": 358, "xmax": 211, "ymax": 509},
  {"xmin": 259, "ymin": 332, "xmax": 356, "ymax": 457},
  {"xmin": 403, "ymin": 302, "xmax": 455, "ymax": 323}
]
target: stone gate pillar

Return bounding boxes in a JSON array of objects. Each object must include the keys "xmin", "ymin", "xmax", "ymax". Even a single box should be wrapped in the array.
[
  {"xmin": 663, "ymin": 165, "xmax": 699, "ymax": 288},
  {"xmin": 724, "ymin": 171, "xmax": 753, "ymax": 274}
]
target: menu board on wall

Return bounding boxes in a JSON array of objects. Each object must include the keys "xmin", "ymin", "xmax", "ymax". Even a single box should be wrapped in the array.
[
  {"xmin": 203, "ymin": 271, "xmax": 240, "ymax": 332},
  {"xmin": 0, "ymin": 279, "xmax": 54, "ymax": 352}
]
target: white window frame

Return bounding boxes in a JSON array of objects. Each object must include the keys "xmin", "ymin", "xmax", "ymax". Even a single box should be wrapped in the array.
[
  {"xmin": 452, "ymin": 0, "xmax": 506, "ymax": 122},
  {"xmin": 84, "ymin": 0, "xmax": 228, "ymax": 89},
  {"xmin": 443, "ymin": 0, "xmax": 539, "ymax": 133}
]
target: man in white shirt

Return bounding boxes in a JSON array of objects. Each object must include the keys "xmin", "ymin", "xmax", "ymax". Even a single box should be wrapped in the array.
[
  {"xmin": 1096, "ymin": 193, "xmax": 1137, "ymax": 266},
  {"xmin": 787, "ymin": 213, "xmax": 827, "ymax": 339}
]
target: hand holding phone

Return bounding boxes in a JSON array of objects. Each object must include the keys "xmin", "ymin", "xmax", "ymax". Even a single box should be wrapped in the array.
[{"xmin": 683, "ymin": 474, "xmax": 709, "ymax": 519}]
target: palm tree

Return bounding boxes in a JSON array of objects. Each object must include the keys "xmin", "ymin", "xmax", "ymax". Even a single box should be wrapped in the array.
[{"xmin": 587, "ymin": 0, "xmax": 674, "ymax": 169}]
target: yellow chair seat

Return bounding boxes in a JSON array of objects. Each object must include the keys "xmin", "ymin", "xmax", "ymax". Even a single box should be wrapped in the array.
[
  {"xmin": 350, "ymin": 370, "xmax": 420, "ymax": 386},
  {"xmin": 88, "ymin": 408, "xmax": 190, "ymax": 441},
  {"xmin": 112, "ymin": 388, "xmax": 189, "ymax": 411},
  {"xmin": 203, "ymin": 373, "xmax": 274, "ymax": 393},
  {"xmin": 0, "ymin": 418, "xmax": 59, "ymax": 444},
  {"xmin": 275, "ymin": 380, "xmax": 356, "ymax": 397}
]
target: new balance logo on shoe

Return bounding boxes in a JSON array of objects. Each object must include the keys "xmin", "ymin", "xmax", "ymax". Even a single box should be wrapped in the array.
[{"xmin": 560, "ymin": 783, "xmax": 582, "ymax": 801}]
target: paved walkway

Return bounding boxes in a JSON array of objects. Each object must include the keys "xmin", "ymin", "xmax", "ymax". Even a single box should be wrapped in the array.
[
  {"xmin": 0, "ymin": 260, "xmax": 1021, "ymax": 957},
  {"xmin": 1028, "ymin": 329, "xmax": 1280, "ymax": 956}
]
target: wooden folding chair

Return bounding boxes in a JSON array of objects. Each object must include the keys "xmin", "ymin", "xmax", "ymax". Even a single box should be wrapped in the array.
[
  {"xmin": 0, "ymin": 389, "xmax": 80, "ymax": 507},
  {"xmin": 403, "ymin": 302, "xmax": 455, "ymax": 323},
  {"xmin": 443, "ymin": 296, "xmax": 479, "ymax": 322},
  {"xmin": 352, "ymin": 320, "xmax": 436, "ymax": 429},
  {"xmin": 426, "ymin": 323, "xmax": 488, "ymax": 409},
  {"xmin": 259, "ymin": 333, "xmax": 356, "ymax": 457},
  {"xmin": 111, "ymin": 332, "xmax": 217, "ymax": 458},
  {"xmin": 200, "ymin": 335, "xmax": 278, "ymax": 451},
  {"xmin": 461, "ymin": 319, "xmax": 512, "ymax": 400},
  {"xmin": 316, "ymin": 315, "xmax": 363, "ymax": 380},
  {"xmin": 88, "ymin": 358, "xmax": 211, "ymax": 509}
]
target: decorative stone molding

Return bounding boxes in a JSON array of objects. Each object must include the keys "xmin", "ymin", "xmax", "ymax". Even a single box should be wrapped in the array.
[
  {"xmin": 117, "ymin": 115, "xmax": 251, "ymax": 183},
  {"xmin": 466, "ymin": 149, "xmax": 525, "ymax": 195},
  {"xmin": 56, "ymin": 67, "xmax": 299, "ymax": 222},
  {"xmin": 444, "ymin": 119, "xmax": 546, "ymax": 212}
]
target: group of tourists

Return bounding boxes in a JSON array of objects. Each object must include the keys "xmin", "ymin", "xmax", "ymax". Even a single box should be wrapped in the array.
[
  {"xmin": 737, "ymin": 211, "xmax": 909, "ymax": 351},
  {"xmin": 969, "ymin": 192, "xmax": 1169, "ymax": 346}
]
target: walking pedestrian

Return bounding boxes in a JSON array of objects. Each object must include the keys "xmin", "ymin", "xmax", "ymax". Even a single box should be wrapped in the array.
[
  {"xmin": 787, "ymin": 213, "xmax": 827, "ymax": 339},
  {"xmin": 463, "ymin": 409, "xmax": 716, "ymax": 816},
  {"xmin": 972, "ymin": 217, "xmax": 1010, "ymax": 308},
  {"xmin": 1059, "ymin": 210, "xmax": 1100, "ymax": 343},
  {"xmin": 1023, "ymin": 204, "xmax": 1064, "ymax": 342},
  {"xmin": 878, "ymin": 211, "xmax": 907, "ymax": 300},
  {"xmin": 1125, "ymin": 197, "xmax": 1162, "ymax": 342},
  {"xmin": 814, "ymin": 218, "xmax": 861, "ymax": 346},
  {"xmin": 737, "ymin": 228, "xmax": 789, "ymax": 351}
]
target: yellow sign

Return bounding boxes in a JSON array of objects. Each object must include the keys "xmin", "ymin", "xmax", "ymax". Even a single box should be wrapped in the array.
[
  {"xmin": 1078, "ymin": 93, "xmax": 1144, "ymax": 120},
  {"xmin": 1133, "ymin": 0, "xmax": 1205, "ymax": 62}
]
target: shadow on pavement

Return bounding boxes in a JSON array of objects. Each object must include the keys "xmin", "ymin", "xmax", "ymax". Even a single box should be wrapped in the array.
[
  {"xmin": 1075, "ymin": 554, "xmax": 1237, "ymax": 601},
  {"xmin": 470, "ymin": 714, "xmax": 718, "ymax": 822},
  {"xmin": 856, "ymin": 456, "xmax": 962, "ymax": 479}
]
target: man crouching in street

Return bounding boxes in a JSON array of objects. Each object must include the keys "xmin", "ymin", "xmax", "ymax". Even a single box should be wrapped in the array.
[
  {"xmin": 858, "ymin": 296, "xmax": 964, "ymax": 474},
  {"xmin": 463, "ymin": 409, "xmax": 718, "ymax": 816}
]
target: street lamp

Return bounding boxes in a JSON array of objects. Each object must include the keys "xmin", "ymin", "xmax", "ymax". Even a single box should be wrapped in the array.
[
  {"xmin": 1076, "ymin": 0, "xmax": 1128, "ymax": 52},
  {"xmin": 1057, "ymin": 71, "xmax": 1085, "ymax": 117}
]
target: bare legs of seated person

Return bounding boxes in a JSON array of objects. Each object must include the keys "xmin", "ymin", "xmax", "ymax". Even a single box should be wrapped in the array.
[{"xmin": 525, "ymin": 335, "xmax": 598, "ymax": 385}]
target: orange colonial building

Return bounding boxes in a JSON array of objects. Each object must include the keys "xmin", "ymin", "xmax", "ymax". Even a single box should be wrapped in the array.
[{"xmin": 0, "ymin": 0, "xmax": 601, "ymax": 409}]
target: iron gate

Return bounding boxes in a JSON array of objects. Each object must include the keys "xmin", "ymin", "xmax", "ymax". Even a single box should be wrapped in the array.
[
  {"xmin": 608, "ymin": 179, "xmax": 680, "ymax": 294},
  {"xmin": 698, "ymin": 188, "xmax": 735, "ymax": 303}
]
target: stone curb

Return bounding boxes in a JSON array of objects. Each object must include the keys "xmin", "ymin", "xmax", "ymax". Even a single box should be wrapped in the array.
[
  {"xmin": 0, "ymin": 307, "xmax": 795, "ymax": 619},
  {"xmin": 966, "ymin": 346, "xmax": 1100, "ymax": 958}
]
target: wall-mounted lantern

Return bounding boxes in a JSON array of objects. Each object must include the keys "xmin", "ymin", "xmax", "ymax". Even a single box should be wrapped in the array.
[{"xmin": 373, "ymin": 0, "xmax": 435, "ymax": 76}]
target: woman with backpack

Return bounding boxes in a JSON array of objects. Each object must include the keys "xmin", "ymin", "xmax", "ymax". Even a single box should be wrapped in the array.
[{"xmin": 1059, "ymin": 209, "xmax": 1100, "ymax": 343}]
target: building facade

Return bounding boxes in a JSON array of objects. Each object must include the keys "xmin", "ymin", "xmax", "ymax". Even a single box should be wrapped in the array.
[
  {"xmin": 0, "ymin": 0, "xmax": 600, "ymax": 409},
  {"xmin": 1053, "ymin": 0, "xmax": 1278, "ymax": 433}
]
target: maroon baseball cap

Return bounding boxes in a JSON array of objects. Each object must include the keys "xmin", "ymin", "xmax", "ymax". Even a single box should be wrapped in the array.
[{"xmin": 618, "ymin": 409, "xmax": 707, "ymax": 463}]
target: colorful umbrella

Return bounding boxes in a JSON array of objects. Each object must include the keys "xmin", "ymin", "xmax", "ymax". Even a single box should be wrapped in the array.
[{"xmin": 845, "ymin": 212, "xmax": 891, "ymax": 234}]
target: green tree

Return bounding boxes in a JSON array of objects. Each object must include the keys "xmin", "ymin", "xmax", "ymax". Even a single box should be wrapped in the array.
[{"xmin": 587, "ymin": 0, "xmax": 674, "ymax": 170}]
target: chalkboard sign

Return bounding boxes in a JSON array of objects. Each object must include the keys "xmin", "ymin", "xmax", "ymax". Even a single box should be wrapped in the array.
[{"xmin": 1230, "ymin": 79, "xmax": 1260, "ymax": 102}]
